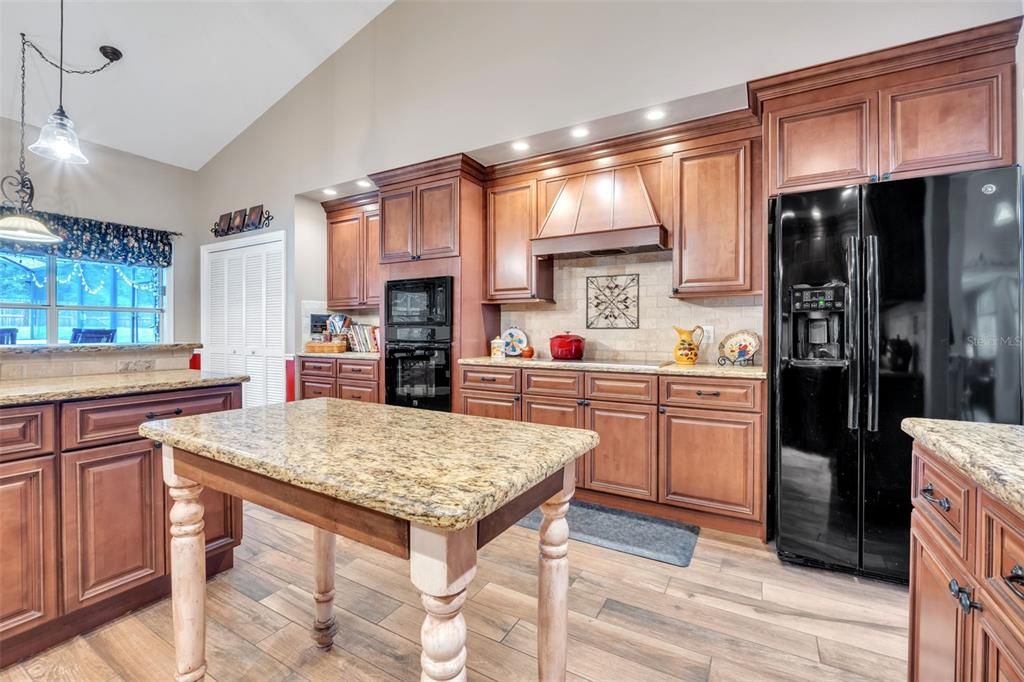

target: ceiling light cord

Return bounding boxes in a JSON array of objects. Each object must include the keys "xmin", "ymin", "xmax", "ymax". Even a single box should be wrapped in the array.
[{"xmin": 58, "ymin": 0, "xmax": 63, "ymax": 107}]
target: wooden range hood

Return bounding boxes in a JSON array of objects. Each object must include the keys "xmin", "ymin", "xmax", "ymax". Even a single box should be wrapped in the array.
[{"xmin": 531, "ymin": 163, "xmax": 669, "ymax": 258}]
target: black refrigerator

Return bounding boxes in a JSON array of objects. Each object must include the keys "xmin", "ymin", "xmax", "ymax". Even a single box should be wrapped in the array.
[{"xmin": 772, "ymin": 166, "xmax": 1023, "ymax": 582}]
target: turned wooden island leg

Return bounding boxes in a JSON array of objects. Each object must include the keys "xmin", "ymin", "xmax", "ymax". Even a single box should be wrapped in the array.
[
  {"xmin": 311, "ymin": 527, "xmax": 338, "ymax": 649},
  {"xmin": 409, "ymin": 523, "xmax": 478, "ymax": 682},
  {"xmin": 162, "ymin": 446, "xmax": 208, "ymax": 682},
  {"xmin": 538, "ymin": 462, "xmax": 575, "ymax": 682}
]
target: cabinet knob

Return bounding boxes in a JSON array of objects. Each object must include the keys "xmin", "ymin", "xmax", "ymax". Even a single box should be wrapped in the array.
[
  {"xmin": 658, "ymin": 406, "xmax": 667, "ymax": 414},
  {"xmin": 882, "ymin": 172, "xmax": 892, "ymax": 180},
  {"xmin": 948, "ymin": 579, "xmax": 981, "ymax": 615},
  {"xmin": 869, "ymin": 174, "xmax": 879, "ymax": 183},
  {"xmin": 513, "ymin": 395, "xmax": 520, "ymax": 402}
]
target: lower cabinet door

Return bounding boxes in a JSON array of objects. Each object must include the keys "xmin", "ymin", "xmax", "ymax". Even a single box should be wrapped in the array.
[
  {"xmin": 973, "ymin": 598, "xmax": 1024, "ymax": 682},
  {"xmin": 909, "ymin": 516, "xmax": 973, "ymax": 682},
  {"xmin": 659, "ymin": 407, "xmax": 761, "ymax": 519},
  {"xmin": 299, "ymin": 378, "xmax": 336, "ymax": 399},
  {"xmin": 62, "ymin": 440, "xmax": 166, "ymax": 611},
  {"xmin": 0, "ymin": 455, "xmax": 59, "ymax": 637},
  {"xmin": 584, "ymin": 400, "xmax": 657, "ymax": 500},
  {"xmin": 460, "ymin": 390, "xmax": 521, "ymax": 421},
  {"xmin": 522, "ymin": 395, "xmax": 586, "ymax": 488},
  {"xmin": 338, "ymin": 379, "xmax": 379, "ymax": 403}
]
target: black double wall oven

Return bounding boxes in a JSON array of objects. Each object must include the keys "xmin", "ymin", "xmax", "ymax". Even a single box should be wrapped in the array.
[{"xmin": 384, "ymin": 276, "xmax": 454, "ymax": 412}]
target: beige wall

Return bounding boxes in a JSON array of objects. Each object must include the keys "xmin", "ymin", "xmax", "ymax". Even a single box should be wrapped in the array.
[
  {"xmin": 0, "ymin": 116, "xmax": 202, "ymax": 341},
  {"xmin": 191, "ymin": 0, "xmax": 1020, "ymax": 354}
]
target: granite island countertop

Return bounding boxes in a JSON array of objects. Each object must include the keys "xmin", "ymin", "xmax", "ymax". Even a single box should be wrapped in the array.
[
  {"xmin": 141, "ymin": 398, "xmax": 599, "ymax": 530},
  {"xmin": 0, "ymin": 369, "xmax": 250, "ymax": 406},
  {"xmin": 459, "ymin": 356, "xmax": 767, "ymax": 380},
  {"xmin": 0, "ymin": 342, "xmax": 201, "ymax": 356},
  {"xmin": 902, "ymin": 418, "xmax": 1024, "ymax": 516}
]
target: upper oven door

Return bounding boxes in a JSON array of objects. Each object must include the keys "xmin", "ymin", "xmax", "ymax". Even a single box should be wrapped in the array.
[{"xmin": 385, "ymin": 277, "xmax": 453, "ymax": 327}]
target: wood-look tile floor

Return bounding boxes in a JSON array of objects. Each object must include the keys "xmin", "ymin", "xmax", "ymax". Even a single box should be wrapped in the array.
[{"xmin": 2, "ymin": 502, "xmax": 909, "ymax": 681}]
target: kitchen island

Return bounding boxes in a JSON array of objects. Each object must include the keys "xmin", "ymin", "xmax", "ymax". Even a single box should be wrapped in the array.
[{"xmin": 140, "ymin": 397, "xmax": 599, "ymax": 682}]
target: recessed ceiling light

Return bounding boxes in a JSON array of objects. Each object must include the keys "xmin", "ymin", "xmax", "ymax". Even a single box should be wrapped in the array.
[
  {"xmin": 511, "ymin": 141, "xmax": 530, "ymax": 152},
  {"xmin": 645, "ymin": 108, "xmax": 666, "ymax": 121},
  {"xmin": 570, "ymin": 126, "xmax": 589, "ymax": 139},
  {"xmin": 322, "ymin": 188, "xmax": 337, "ymax": 196},
  {"xmin": 356, "ymin": 179, "xmax": 372, "ymax": 188}
]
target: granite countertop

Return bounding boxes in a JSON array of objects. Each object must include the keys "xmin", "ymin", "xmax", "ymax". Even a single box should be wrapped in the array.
[
  {"xmin": 0, "ymin": 370, "xmax": 249, "ymax": 406},
  {"xmin": 297, "ymin": 351, "xmax": 380, "ymax": 360},
  {"xmin": 141, "ymin": 398, "xmax": 598, "ymax": 530},
  {"xmin": 458, "ymin": 356, "xmax": 766, "ymax": 380},
  {"xmin": 0, "ymin": 342, "xmax": 201, "ymax": 356},
  {"xmin": 902, "ymin": 418, "xmax": 1024, "ymax": 516}
]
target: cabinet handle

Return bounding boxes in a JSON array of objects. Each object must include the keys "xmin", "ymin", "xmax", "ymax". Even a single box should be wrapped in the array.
[
  {"xmin": 948, "ymin": 579, "xmax": 982, "ymax": 615},
  {"xmin": 350, "ymin": 367, "xmax": 363, "ymax": 372},
  {"xmin": 1005, "ymin": 565, "xmax": 1024, "ymax": 601},
  {"xmin": 920, "ymin": 484, "xmax": 951, "ymax": 512},
  {"xmin": 882, "ymin": 172, "xmax": 892, "ymax": 180},
  {"xmin": 695, "ymin": 390, "xmax": 721, "ymax": 397},
  {"xmin": 480, "ymin": 376, "xmax": 497, "ymax": 382},
  {"xmin": 576, "ymin": 399, "xmax": 586, "ymax": 406},
  {"xmin": 869, "ymin": 174, "xmax": 879, "ymax": 183},
  {"xmin": 145, "ymin": 407, "xmax": 183, "ymax": 419},
  {"xmin": 658, "ymin": 406, "xmax": 667, "ymax": 414}
]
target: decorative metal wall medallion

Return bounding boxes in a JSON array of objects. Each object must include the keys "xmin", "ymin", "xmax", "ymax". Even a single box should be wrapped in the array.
[{"xmin": 587, "ymin": 274, "xmax": 639, "ymax": 329}]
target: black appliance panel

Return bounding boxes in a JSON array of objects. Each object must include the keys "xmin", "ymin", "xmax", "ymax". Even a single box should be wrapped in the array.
[
  {"xmin": 385, "ymin": 276, "xmax": 453, "ymax": 328},
  {"xmin": 385, "ymin": 342, "xmax": 452, "ymax": 412}
]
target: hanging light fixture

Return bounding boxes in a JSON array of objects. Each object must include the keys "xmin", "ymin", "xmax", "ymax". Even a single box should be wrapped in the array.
[
  {"xmin": 27, "ymin": 0, "xmax": 122, "ymax": 165},
  {"xmin": 0, "ymin": 35, "xmax": 61, "ymax": 243}
]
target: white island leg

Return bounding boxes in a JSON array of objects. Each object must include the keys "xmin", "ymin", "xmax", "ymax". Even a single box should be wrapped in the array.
[
  {"xmin": 538, "ymin": 462, "xmax": 575, "ymax": 682},
  {"xmin": 162, "ymin": 447, "xmax": 208, "ymax": 682},
  {"xmin": 410, "ymin": 523, "xmax": 477, "ymax": 682},
  {"xmin": 311, "ymin": 527, "xmax": 338, "ymax": 649}
]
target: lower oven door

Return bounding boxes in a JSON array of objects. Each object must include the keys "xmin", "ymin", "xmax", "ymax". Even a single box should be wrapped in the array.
[{"xmin": 384, "ymin": 342, "xmax": 452, "ymax": 412}]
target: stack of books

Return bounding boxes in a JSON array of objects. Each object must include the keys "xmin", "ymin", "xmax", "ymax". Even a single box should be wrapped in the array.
[{"xmin": 346, "ymin": 324, "xmax": 379, "ymax": 353}]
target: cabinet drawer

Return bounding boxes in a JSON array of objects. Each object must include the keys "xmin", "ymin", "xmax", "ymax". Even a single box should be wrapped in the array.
[
  {"xmin": 61, "ymin": 386, "xmax": 240, "ymax": 451},
  {"xmin": 584, "ymin": 373, "xmax": 657, "ymax": 404},
  {"xmin": 298, "ymin": 357, "xmax": 336, "ymax": 378},
  {"xmin": 522, "ymin": 369, "xmax": 583, "ymax": 398},
  {"xmin": 460, "ymin": 389, "xmax": 521, "ymax": 421},
  {"xmin": 460, "ymin": 366, "xmax": 520, "ymax": 393},
  {"xmin": 978, "ymin": 491, "xmax": 1024, "ymax": 628},
  {"xmin": 912, "ymin": 445, "xmax": 973, "ymax": 564},
  {"xmin": 338, "ymin": 361, "xmax": 378, "ymax": 381},
  {"xmin": 299, "ymin": 379, "xmax": 335, "ymax": 400},
  {"xmin": 0, "ymin": 404, "xmax": 56, "ymax": 462},
  {"xmin": 338, "ymin": 379, "xmax": 379, "ymax": 403},
  {"xmin": 659, "ymin": 376, "xmax": 762, "ymax": 412}
]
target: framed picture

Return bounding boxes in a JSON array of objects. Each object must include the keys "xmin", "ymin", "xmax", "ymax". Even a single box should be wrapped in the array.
[
  {"xmin": 217, "ymin": 212, "xmax": 232, "ymax": 233},
  {"xmin": 230, "ymin": 209, "xmax": 246, "ymax": 232},
  {"xmin": 245, "ymin": 204, "xmax": 264, "ymax": 229}
]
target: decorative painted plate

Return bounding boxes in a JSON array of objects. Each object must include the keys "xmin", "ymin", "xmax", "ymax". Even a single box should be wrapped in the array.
[
  {"xmin": 718, "ymin": 330, "xmax": 761, "ymax": 363},
  {"xmin": 502, "ymin": 327, "xmax": 529, "ymax": 356}
]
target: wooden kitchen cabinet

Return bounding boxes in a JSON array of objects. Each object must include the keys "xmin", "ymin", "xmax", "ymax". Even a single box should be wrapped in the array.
[
  {"xmin": 460, "ymin": 389, "xmax": 521, "ymax": 421},
  {"xmin": 61, "ymin": 439, "xmax": 166, "ymax": 611},
  {"xmin": 327, "ymin": 214, "xmax": 362, "ymax": 307},
  {"xmin": 522, "ymin": 395, "xmax": 587, "ymax": 488},
  {"xmin": 486, "ymin": 180, "xmax": 553, "ymax": 302},
  {"xmin": 338, "ymin": 379, "xmax": 379, "ymax": 403},
  {"xmin": 0, "ymin": 455, "xmax": 59, "ymax": 638},
  {"xmin": 584, "ymin": 400, "xmax": 657, "ymax": 501},
  {"xmin": 0, "ymin": 404, "xmax": 55, "ymax": 463},
  {"xmin": 327, "ymin": 205, "xmax": 381, "ymax": 309},
  {"xmin": 380, "ymin": 178, "xmax": 460, "ymax": 263},
  {"xmin": 880, "ymin": 65, "xmax": 1012, "ymax": 179},
  {"xmin": 973, "ymin": 599, "xmax": 1024, "ymax": 681},
  {"xmin": 909, "ymin": 515, "xmax": 975, "ymax": 682},
  {"xmin": 766, "ymin": 92, "xmax": 878, "ymax": 195},
  {"xmin": 672, "ymin": 140, "xmax": 752, "ymax": 295},
  {"xmin": 659, "ymin": 407, "xmax": 761, "ymax": 520}
]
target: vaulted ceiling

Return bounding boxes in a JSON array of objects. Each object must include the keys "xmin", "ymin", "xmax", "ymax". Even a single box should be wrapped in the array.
[{"xmin": 0, "ymin": 1, "xmax": 392, "ymax": 170}]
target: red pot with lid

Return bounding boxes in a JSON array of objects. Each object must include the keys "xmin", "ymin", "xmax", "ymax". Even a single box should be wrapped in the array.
[{"xmin": 550, "ymin": 331, "xmax": 585, "ymax": 360}]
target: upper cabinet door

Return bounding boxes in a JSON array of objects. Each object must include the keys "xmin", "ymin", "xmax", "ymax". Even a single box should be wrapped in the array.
[
  {"xmin": 487, "ymin": 180, "xmax": 539, "ymax": 301},
  {"xmin": 416, "ymin": 177, "xmax": 460, "ymax": 260},
  {"xmin": 880, "ymin": 65, "xmax": 1012, "ymax": 179},
  {"xmin": 673, "ymin": 140, "xmax": 751, "ymax": 295},
  {"xmin": 379, "ymin": 188, "xmax": 416, "ymax": 263},
  {"xmin": 767, "ymin": 93, "xmax": 878, "ymax": 195},
  {"xmin": 327, "ymin": 215, "xmax": 362, "ymax": 308},
  {"xmin": 362, "ymin": 211, "xmax": 382, "ymax": 306}
]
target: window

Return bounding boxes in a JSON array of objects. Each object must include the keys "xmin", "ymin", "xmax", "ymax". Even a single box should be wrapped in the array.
[{"xmin": 0, "ymin": 251, "xmax": 166, "ymax": 344}]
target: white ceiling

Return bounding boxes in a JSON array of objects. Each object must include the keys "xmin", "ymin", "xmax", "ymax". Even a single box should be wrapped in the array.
[{"xmin": 0, "ymin": 1, "xmax": 392, "ymax": 170}]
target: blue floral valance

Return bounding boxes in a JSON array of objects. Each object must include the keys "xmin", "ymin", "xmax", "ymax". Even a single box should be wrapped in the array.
[{"xmin": 0, "ymin": 208, "xmax": 176, "ymax": 267}]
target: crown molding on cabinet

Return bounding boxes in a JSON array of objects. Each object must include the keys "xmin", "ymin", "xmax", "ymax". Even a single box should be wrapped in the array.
[
  {"xmin": 368, "ymin": 153, "xmax": 487, "ymax": 189},
  {"xmin": 321, "ymin": 190, "xmax": 379, "ymax": 213}
]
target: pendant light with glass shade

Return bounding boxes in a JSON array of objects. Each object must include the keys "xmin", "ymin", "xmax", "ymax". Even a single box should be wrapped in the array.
[
  {"xmin": 0, "ymin": 35, "xmax": 61, "ymax": 243},
  {"xmin": 27, "ymin": 0, "xmax": 122, "ymax": 165}
]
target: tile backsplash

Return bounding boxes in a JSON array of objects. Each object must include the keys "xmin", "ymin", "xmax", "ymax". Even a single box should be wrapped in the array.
[{"xmin": 500, "ymin": 252, "xmax": 763, "ymax": 364}]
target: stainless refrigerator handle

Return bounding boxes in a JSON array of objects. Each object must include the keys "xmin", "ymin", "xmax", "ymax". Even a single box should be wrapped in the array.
[
  {"xmin": 865, "ymin": 235, "xmax": 880, "ymax": 433},
  {"xmin": 844, "ymin": 235, "xmax": 861, "ymax": 430}
]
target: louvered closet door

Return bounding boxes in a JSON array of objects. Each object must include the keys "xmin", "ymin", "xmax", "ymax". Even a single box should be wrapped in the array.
[{"xmin": 203, "ymin": 251, "xmax": 228, "ymax": 373}]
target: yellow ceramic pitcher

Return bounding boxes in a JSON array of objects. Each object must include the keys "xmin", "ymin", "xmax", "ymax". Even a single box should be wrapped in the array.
[{"xmin": 673, "ymin": 325, "xmax": 704, "ymax": 366}]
